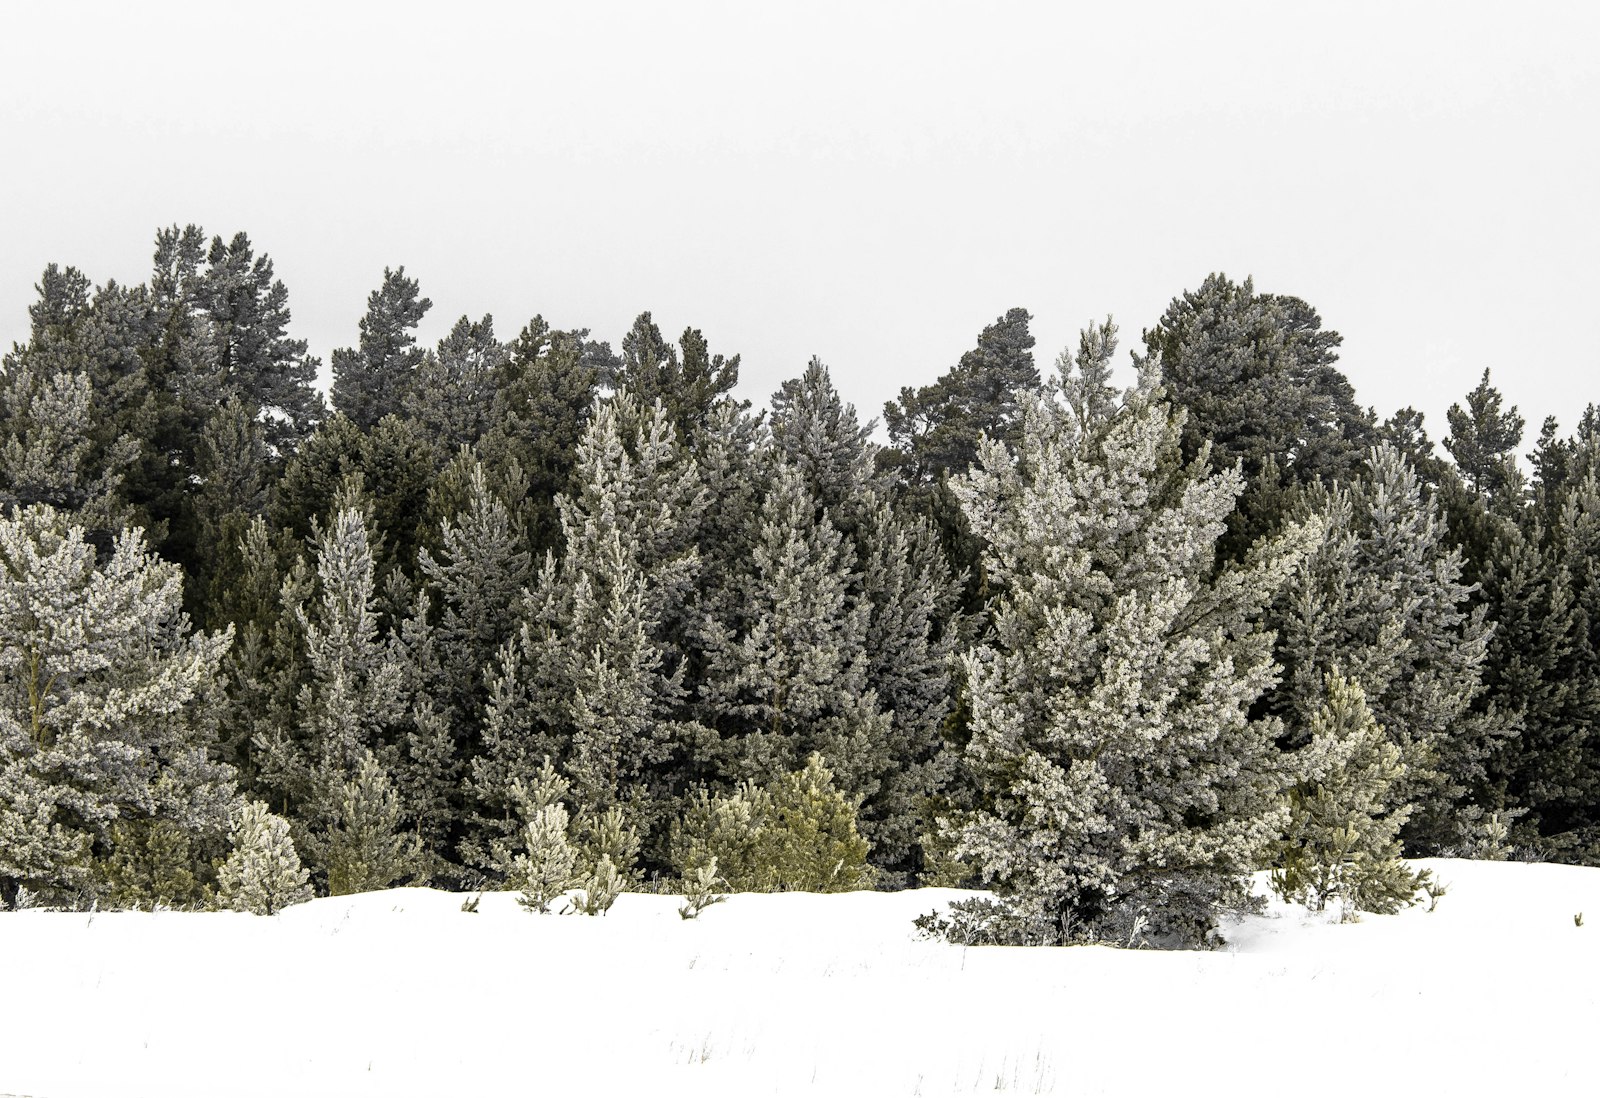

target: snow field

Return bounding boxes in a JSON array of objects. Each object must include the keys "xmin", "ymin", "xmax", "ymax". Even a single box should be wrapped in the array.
[{"xmin": 1, "ymin": 858, "xmax": 1596, "ymax": 1097}]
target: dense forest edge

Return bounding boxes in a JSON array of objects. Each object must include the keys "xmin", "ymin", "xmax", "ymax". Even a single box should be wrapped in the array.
[{"xmin": 3, "ymin": 224, "xmax": 1597, "ymax": 949}]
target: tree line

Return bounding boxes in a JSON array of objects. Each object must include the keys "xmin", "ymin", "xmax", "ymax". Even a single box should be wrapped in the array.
[{"xmin": 1, "ymin": 228, "xmax": 1596, "ymax": 946}]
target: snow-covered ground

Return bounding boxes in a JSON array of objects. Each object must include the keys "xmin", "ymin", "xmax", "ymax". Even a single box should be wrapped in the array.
[{"xmin": 2, "ymin": 858, "xmax": 1595, "ymax": 1097}]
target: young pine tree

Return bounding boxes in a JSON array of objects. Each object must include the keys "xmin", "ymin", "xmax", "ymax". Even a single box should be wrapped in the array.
[
  {"xmin": 217, "ymin": 801, "xmax": 313, "ymax": 915},
  {"xmin": 1273, "ymin": 671, "xmax": 1430, "ymax": 918}
]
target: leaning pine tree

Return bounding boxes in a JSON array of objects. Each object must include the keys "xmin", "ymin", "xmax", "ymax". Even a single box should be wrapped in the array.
[{"xmin": 940, "ymin": 321, "xmax": 1315, "ymax": 948}]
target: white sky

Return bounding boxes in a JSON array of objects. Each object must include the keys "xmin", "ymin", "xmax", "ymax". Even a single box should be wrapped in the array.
[{"xmin": 2, "ymin": 1, "xmax": 1596, "ymax": 451}]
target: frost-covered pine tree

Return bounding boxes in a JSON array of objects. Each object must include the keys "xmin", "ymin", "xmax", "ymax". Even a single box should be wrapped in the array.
[
  {"xmin": 768, "ymin": 359, "xmax": 963, "ymax": 875},
  {"xmin": 254, "ymin": 492, "xmax": 408, "ymax": 866},
  {"xmin": 406, "ymin": 314, "xmax": 506, "ymax": 451},
  {"xmin": 470, "ymin": 391, "xmax": 705, "ymax": 865},
  {"xmin": 1273, "ymin": 671, "xmax": 1429, "ymax": 918},
  {"xmin": 1274, "ymin": 443, "xmax": 1494, "ymax": 852},
  {"xmin": 0, "ymin": 505, "xmax": 235, "ymax": 907},
  {"xmin": 942, "ymin": 321, "xmax": 1312, "ymax": 947},
  {"xmin": 398, "ymin": 461, "xmax": 530, "ymax": 858},
  {"xmin": 217, "ymin": 800, "xmax": 313, "ymax": 915},
  {"xmin": 699, "ymin": 461, "xmax": 893, "ymax": 805},
  {"xmin": 502, "ymin": 761, "xmax": 581, "ymax": 914}
]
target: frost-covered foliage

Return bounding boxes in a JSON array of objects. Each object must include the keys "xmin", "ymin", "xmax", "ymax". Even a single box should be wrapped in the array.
[
  {"xmin": 470, "ymin": 391, "xmax": 705, "ymax": 869},
  {"xmin": 217, "ymin": 800, "xmax": 312, "ymax": 915},
  {"xmin": 0, "ymin": 505, "xmax": 234, "ymax": 906},
  {"xmin": 671, "ymin": 755, "xmax": 873, "ymax": 894},
  {"xmin": 500, "ymin": 761, "xmax": 582, "ymax": 914},
  {"xmin": 940, "ymin": 323, "xmax": 1313, "ymax": 948},
  {"xmin": 677, "ymin": 857, "xmax": 727, "ymax": 919},
  {"xmin": 1272, "ymin": 671, "xmax": 1430, "ymax": 918},
  {"xmin": 1274, "ymin": 443, "xmax": 1493, "ymax": 852},
  {"xmin": 254, "ymin": 495, "xmax": 408, "ymax": 870}
]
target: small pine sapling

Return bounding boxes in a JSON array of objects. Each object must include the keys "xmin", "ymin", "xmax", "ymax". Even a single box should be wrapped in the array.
[
  {"xmin": 323, "ymin": 752, "xmax": 424, "ymax": 896},
  {"xmin": 504, "ymin": 761, "xmax": 581, "ymax": 914},
  {"xmin": 668, "ymin": 755, "xmax": 873, "ymax": 893},
  {"xmin": 216, "ymin": 802, "xmax": 313, "ymax": 915},
  {"xmin": 572, "ymin": 806, "xmax": 641, "ymax": 916},
  {"xmin": 677, "ymin": 856, "xmax": 727, "ymax": 920}
]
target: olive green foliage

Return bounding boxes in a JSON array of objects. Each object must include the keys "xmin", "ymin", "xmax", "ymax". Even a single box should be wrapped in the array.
[
  {"xmin": 1272, "ymin": 671, "xmax": 1430, "ymax": 919},
  {"xmin": 670, "ymin": 755, "xmax": 873, "ymax": 893},
  {"xmin": 321, "ymin": 751, "xmax": 423, "ymax": 897},
  {"xmin": 677, "ymin": 857, "xmax": 727, "ymax": 919},
  {"xmin": 95, "ymin": 818, "xmax": 211, "ymax": 910}
]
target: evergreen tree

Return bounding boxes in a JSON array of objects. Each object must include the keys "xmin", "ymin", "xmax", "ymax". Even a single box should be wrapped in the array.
[
  {"xmin": 669, "ymin": 755, "xmax": 873, "ymax": 893},
  {"xmin": 217, "ymin": 800, "xmax": 313, "ymax": 915},
  {"xmin": 254, "ymin": 498, "xmax": 407, "ymax": 862},
  {"xmin": 1273, "ymin": 444, "xmax": 1495, "ymax": 852},
  {"xmin": 0, "ymin": 265, "xmax": 146, "ymax": 538},
  {"xmin": 407, "ymin": 314, "xmax": 506, "ymax": 452},
  {"xmin": 941, "ymin": 321, "xmax": 1311, "ymax": 947},
  {"xmin": 330, "ymin": 267, "xmax": 432, "ymax": 429},
  {"xmin": 1273, "ymin": 671, "xmax": 1429, "ymax": 918},
  {"xmin": 1444, "ymin": 369, "xmax": 1525, "ymax": 504},
  {"xmin": 614, "ymin": 313, "xmax": 742, "ymax": 441},
  {"xmin": 321, "ymin": 750, "xmax": 422, "ymax": 896},
  {"xmin": 1141, "ymin": 275, "xmax": 1372, "ymax": 560},
  {"xmin": 0, "ymin": 505, "xmax": 234, "ymax": 906},
  {"xmin": 766, "ymin": 358, "xmax": 962, "ymax": 876},
  {"xmin": 470, "ymin": 392, "xmax": 707, "ymax": 867},
  {"xmin": 190, "ymin": 231, "xmax": 324, "ymax": 454},
  {"xmin": 699, "ymin": 462, "xmax": 893, "ymax": 808},
  {"xmin": 881, "ymin": 307, "xmax": 1040, "ymax": 490},
  {"xmin": 478, "ymin": 318, "xmax": 606, "ymax": 558}
]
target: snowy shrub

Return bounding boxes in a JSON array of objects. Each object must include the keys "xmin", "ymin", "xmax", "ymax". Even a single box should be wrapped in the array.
[
  {"xmin": 501, "ymin": 761, "xmax": 581, "ymax": 914},
  {"xmin": 571, "ymin": 805, "xmax": 641, "ymax": 915},
  {"xmin": 96, "ymin": 818, "xmax": 209, "ymax": 910},
  {"xmin": 217, "ymin": 801, "xmax": 313, "ymax": 915},
  {"xmin": 670, "ymin": 754, "xmax": 873, "ymax": 893}
]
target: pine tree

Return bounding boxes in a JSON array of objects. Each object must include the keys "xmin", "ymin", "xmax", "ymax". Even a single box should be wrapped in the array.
[
  {"xmin": 1273, "ymin": 443, "xmax": 1494, "ymax": 852},
  {"xmin": 668, "ymin": 755, "xmax": 872, "ymax": 893},
  {"xmin": 330, "ymin": 267, "xmax": 432, "ymax": 429},
  {"xmin": 941, "ymin": 321, "xmax": 1312, "ymax": 947},
  {"xmin": 1444, "ymin": 369, "xmax": 1525, "ymax": 504},
  {"xmin": 0, "ymin": 505, "xmax": 235, "ymax": 907},
  {"xmin": 503, "ymin": 761, "xmax": 581, "ymax": 914},
  {"xmin": 254, "ymin": 497, "xmax": 407, "ymax": 863},
  {"xmin": 478, "ymin": 318, "xmax": 606, "ymax": 558},
  {"xmin": 1273, "ymin": 671, "xmax": 1429, "ymax": 918},
  {"xmin": 470, "ymin": 391, "xmax": 707, "ymax": 867},
  {"xmin": 190, "ymin": 231, "xmax": 324, "ymax": 454},
  {"xmin": 217, "ymin": 800, "xmax": 313, "ymax": 915},
  {"xmin": 321, "ymin": 751, "xmax": 422, "ymax": 896},
  {"xmin": 882, "ymin": 307, "xmax": 1041, "ymax": 491},
  {"xmin": 1140, "ymin": 274, "xmax": 1372, "ymax": 560},
  {"xmin": 699, "ymin": 462, "xmax": 893, "ymax": 807},
  {"xmin": 407, "ymin": 314, "xmax": 506, "ymax": 452},
  {"xmin": 766, "ymin": 358, "xmax": 961, "ymax": 876}
]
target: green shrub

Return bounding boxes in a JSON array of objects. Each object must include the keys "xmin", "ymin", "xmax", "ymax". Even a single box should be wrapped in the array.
[{"xmin": 671, "ymin": 754, "xmax": 873, "ymax": 893}]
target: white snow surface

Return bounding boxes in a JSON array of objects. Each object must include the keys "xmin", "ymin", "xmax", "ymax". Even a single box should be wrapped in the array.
[{"xmin": 2, "ymin": 858, "xmax": 1595, "ymax": 1097}]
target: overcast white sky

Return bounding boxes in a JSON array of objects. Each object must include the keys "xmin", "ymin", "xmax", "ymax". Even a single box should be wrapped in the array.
[{"xmin": 2, "ymin": 1, "xmax": 1596, "ymax": 450}]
